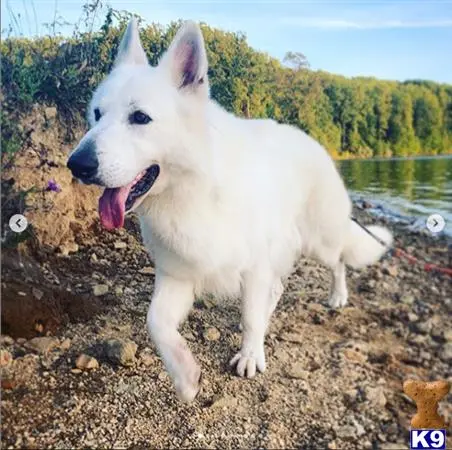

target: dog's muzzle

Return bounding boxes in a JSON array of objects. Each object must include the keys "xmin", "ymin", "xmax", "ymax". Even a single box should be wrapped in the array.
[{"xmin": 67, "ymin": 140, "xmax": 99, "ymax": 183}]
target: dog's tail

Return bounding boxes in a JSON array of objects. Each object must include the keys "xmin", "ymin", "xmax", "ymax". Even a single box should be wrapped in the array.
[{"xmin": 341, "ymin": 219, "xmax": 393, "ymax": 269}]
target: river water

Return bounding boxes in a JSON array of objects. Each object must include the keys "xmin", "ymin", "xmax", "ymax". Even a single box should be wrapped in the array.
[{"xmin": 339, "ymin": 155, "xmax": 452, "ymax": 235}]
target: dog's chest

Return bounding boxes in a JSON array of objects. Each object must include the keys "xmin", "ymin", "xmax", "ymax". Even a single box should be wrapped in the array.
[{"xmin": 138, "ymin": 208, "xmax": 245, "ymax": 280}]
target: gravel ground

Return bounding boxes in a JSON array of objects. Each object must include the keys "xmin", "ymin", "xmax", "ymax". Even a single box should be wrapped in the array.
[{"xmin": 1, "ymin": 206, "xmax": 451, "ymax": 449}]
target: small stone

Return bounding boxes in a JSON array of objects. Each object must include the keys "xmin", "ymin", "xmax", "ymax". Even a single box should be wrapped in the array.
[
  {"xmin": 0, "ymin": 349, "xmax": 13, "ymax": 367},
  {"xmin": 211, "ymin": 395, "xmax": 238, "ymax": 409},
  {"xmin": 32, "ymin": 288, "xmax": 44, "ymax": 300},
  {"xmin": 343, "ymin": 389, "xmax": 359, "ymax": 405},
  {"xmin": 286, "ymin": 362, "xmax": 309, "ymax": 380},
  {"xmin": 408, "ymin": 313, "xmax": 419, "ymax": 322},
  {"xmin": 139, "ymin": 266, "xmax": 155, "ymax": 275},
  {"xmin": 16, "ymin": 338, "xmax": 27, "ymax": 345},
  {"xmin": 343, "ymin": 349, "xmax": 367, "ymax": 364},
  {"xmin": 280, "ymin": 332, "xmax": 304, "ymax": 343},
  {"xmin": 327, "ymin": 442, "xmax": 337, "ymax": 450},
  {"xmin": 383, "ymin": 265, "xmax": 398, "ymax": 277},
  {"xmin": 60, "ymin": 338, "xmax": 71, "ymax": 351},
  {"xmin": 444, "ymin": 330, "xmax": 452, "ymax": 342},
  {"xmin": 0, "ymin": 335, "xmax": 14, "ymax": 346},
  {"xmin": 441, "ymin": 343, "xmax": 452, "ymax": 361},
  {"xmin": 90, "ymin": 253, "xmax": 98, "ymax": 263},
  {"xmin": 158, "ymin": 371, "xmax": 168, "ymax": 381},
  {"xmin": 365, "ymin": 386, "xmax": 387, "ymax": 408},
  {"xmin": 59, "ymin": 242, "xmax": 79, "ymax": 256},
  {"xmin": 203, "ymin": 327, "xmax": 221, "ymax": 341},
  {"xmin": 199, "ymin": 295, "xmax": 217, "ymax": 309},
  {"xmin": 114, "ymin": 241, "xmax": 127, "ymax": 249},
  {"xmin": 401, "ymin": 294, "xmax": 415, "ymax": 305},
  {"xmin": 114, "ymin": 286, "xmax": 124, "ymax": 296},
  {"xmin": 93, "ymin": 284, "xmax": 109, "ymax": 296},
  {"xmin": 75, "ymin": 354, "xmax": 99, "ymax": 370},
  {"xmin": 139, "ymin": 348, "xmax": 155, "ymax": 367},
  {"xmin": 105, "ymin": 339, "xmax": 137, "ymax": 366},
  {"xmin": 44, "ymin": 106, "xmax": 57, "ymax": 120},
  {"xmin": 71, "ymin": 368, "xmax": 82, "ymax": 374},
  {"xmin": 414, "ymin": 320, "xmax": 432, "ymax": 335},
  {"xmin": 335, "ymin": 425, "xmax": 356, "ymax": 440},
  {"xmin": 25, "ymin": 337, "xmax": 59, "ymax": 354},
  {"xmin": 18, "ymin": 291, "xmax": 26, "ymax": 296}
]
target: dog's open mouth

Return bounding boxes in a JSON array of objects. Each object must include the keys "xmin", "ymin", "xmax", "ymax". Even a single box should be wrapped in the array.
[{"xmin": 98, "ymin": 164, "xmax": 160, "ymax": 230}]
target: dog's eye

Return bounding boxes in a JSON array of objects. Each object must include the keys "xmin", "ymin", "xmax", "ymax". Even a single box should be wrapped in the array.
[
  {"xmin": 94, "ymin": 108, "xmax": 101, "ymax": 122},
  {"xmin": 130, "ymin": 110, "xmax": 152, "ymax": 125}
]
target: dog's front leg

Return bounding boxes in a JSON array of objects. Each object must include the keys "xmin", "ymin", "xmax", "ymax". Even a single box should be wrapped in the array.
[
  {"xmin": 147, "ymin": 273, "xmax": 199, "ymax": 402},
  {"xmin": 230, "ymin": 271, "xmax": 275, "ymax": 378}
]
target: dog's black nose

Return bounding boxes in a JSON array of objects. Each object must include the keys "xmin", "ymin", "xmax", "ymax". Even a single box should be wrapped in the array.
[{"xmin": 67, "ymin": 140, "xmax": 99, "ymax": 180}]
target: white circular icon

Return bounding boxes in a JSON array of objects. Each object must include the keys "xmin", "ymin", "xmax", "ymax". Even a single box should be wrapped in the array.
[
  {"xmin": 426, "ymin": 214, "xmax": 445, "ymax": 233},
  {"xmin": 9, "ymin": 214, "xmax": 28, "ymax": 233}
]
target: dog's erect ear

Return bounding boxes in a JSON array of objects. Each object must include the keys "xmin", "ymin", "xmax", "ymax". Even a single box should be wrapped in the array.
[
  {"xmin": 114, "ymin": 18, "xmax": 148, "ymax": 67},
  {"xmin": 160, "ymin": 21, "xmax": 208, "ymax": 95}
]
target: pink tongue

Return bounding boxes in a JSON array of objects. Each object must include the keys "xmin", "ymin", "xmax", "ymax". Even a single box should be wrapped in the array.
[{"xmin": 98, "ymin": 184, "xmax": 133, "ymax": 230}]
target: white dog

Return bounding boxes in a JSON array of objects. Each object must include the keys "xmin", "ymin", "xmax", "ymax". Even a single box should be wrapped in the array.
[{"xmin": 67, "ymin": 19, "xmax": 392, "ymax": 402}]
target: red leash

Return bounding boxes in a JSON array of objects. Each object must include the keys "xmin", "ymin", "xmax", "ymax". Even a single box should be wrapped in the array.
[
  {"xmin": 351, "ymin": 216, "xmax": 452, "ymax": 277},
  {"xmin": 393, "ymin": 247, "xmax": 452, "ymax": 276}
]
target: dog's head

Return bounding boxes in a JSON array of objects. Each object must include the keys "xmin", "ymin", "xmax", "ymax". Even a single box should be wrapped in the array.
[{"xmin": 67, "ymin": 19, "xmax": 210, "ymax": 229}]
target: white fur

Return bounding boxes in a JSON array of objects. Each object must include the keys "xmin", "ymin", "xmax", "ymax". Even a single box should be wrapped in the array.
[{"xmin": 75, "ymin": 20, "xmax": 393, "ymax": 402}]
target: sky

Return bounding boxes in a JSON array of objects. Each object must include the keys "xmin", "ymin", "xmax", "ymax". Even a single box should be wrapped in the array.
[{"xmin": 2, "ymin": 0, "xmax": 452, "ymax": 83}]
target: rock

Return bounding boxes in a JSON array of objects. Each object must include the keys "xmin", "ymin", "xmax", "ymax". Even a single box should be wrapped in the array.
[
  {"xmin": 139, "ymin": 348, "xmax": 155, "ymax": 367},
  {"xmin": 0, "ymin": 335, "xmax": 14, "ymax": 346},
  {"xmin": 203, "ymin": 327, "xmax": 221, "ymax": 342},
  {"xmin": 365, "ymin": 386, "xmax": 387, "ymax": 408},
  {"xmin": 286, "ymin": 363, "xmax": 309, "ymax": 380},
  {"xmin": 441, "ymin": 343, "xmax": 452, "ymax": 361},
  {"xmin": 327, "ymin": 442, "xmax": 337, "ymax": 449},
  {"xmin": 335, "ymin": 425, "xmax": 356, "ymax": 440},
  {"xmin": 44, "ymin": 106, "xmax": 57, "ymax": 120},
  {"xmin": 90, "ymin": 253, "xmax": 98, "ymax": 263},
  {"xmin": 60, "ymin": 338, "xmax": 71, "ymax": 351},
  {"xmin": 0, "ymin": 349, "xmax": 13, "ymax": 367},
  {"xmin": 93, "ymin": 284, "xmax": 109, "ymax": 296},
  {"xmin": 114, "ymin": 286, "xmax": 124, "ymax": 296},
  {"xmin": 59, "ymin": 242, "xmax": 79, "ymax": 256},
  {"xmin": 114, "ymin": 241, "xmax": 127, "ymax": 249},
  {"xmin": 280, "ymin": 332, "xmax": 304, "ymax": 343},
  {"xmin": 383, "ymin": 265, "xmax": 398, "ymax": 277},
  {"xmin": 105, "ymin": 339, "xmax": 137, "ymax": 366},
  {"xmin": 199, "ymin": 295, "xmax": 217, "ymax": 310},
  {"xmin": 408, "ymin": 313, "xmax": 419, "ymax": 322},
  {"xmin": 138, "ymin": 266, "xmax": 155, "ymax": 275},
  {"xmin": 414, "ymin": 320, "xmax": 432, "ymax": 335},
  {"xmin": 32, "ymin": 287, "xmax": 44, "ymax": 300},
  {"xmin": 75, "ymin": 354, "xmax": 99, "ymax": 370},
  {"xmin": 343, "ymin": 389, "xmax": 359, "ymax": 405},
  {"xmin": 400, "ymin": 294, "xmax": 415, "ymax": 305},
  {"xmin": 444, "ymin": 329, "xmax": 452, "ymax": 342},
  {"xmin": 71, "ymin": 368, "xmax": 82, "ymax": 374},
  {"xmin": 211, "ymin": 395, "xmax": 238, "ymax": 409},
  {"xmin": 25, "ymin": 337, "xmax": 59, "ymax": 354},
  {"xmin": 343, "ymin": 349, "xmax": 367, "ymax": 364}
]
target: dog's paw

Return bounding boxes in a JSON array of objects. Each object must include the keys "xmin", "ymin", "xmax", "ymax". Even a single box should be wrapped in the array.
[
  {"xmin": 174, "ymin": 364, "xmax": 201, "ymax": 403},
  {"xmin": 229, "ymin": 348, "xmax": 266, "ymax": 378},
  {"xmin": 328, "ymin": 291, "xmax": 348, "ymax": 308}
]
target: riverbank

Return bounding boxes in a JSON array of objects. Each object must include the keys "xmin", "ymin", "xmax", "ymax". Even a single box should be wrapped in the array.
[{"xmin": 1, "ymin": 205, "xmax": 451, "ymax": 449}]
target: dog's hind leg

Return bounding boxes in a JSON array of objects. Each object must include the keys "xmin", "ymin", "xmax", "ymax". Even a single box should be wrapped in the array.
[
  {"xmin": 147, "ymin": 273, "xmax": 200, "ymax": 402},
  {"xmin": 230, "ymin": 271, "xmax": 277, "ymax": 378},
  {"xmin": 328, "ymin": 260, "xmax": 348, "ymax": 308}
]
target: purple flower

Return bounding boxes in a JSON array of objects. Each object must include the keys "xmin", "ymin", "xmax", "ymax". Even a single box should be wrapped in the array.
[{"xmin": 47, "ymin": 179, "xmax": 61, "ymax": 193}]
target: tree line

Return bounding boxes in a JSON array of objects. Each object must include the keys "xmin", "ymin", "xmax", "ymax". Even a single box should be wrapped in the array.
[{"xmin": 2, "ymin": 14, "xmax": 451, "ymax": 159}]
